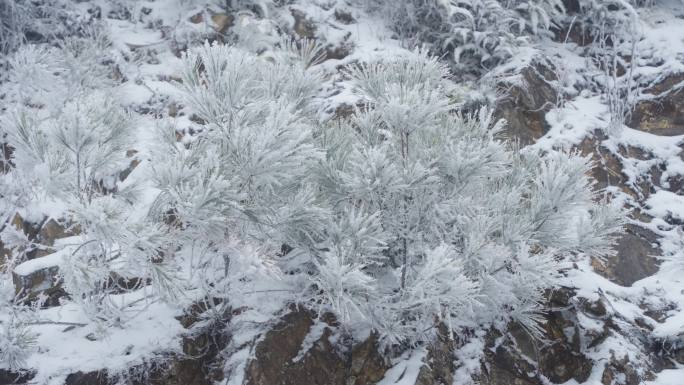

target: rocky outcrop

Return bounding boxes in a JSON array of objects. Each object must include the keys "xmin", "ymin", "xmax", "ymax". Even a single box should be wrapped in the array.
[
  {"xmin": 481, "ymin": 332, "xmax": 540, "ymax": 385},
  {"xmin": 8, "ymin": 213, "xmax": 43, "ymax": 247},
  {"xmin": 414, "ymin": 324, "xmax": 455, "ymax": 385},
  {"xmin": 347, "ymin": 334, "xmax": 389, "ymax": 385},
  {"xmin": 291, "ymin": 9, "xmax": 316, "ymax": 39},
  {"xmin": 211, "ymin": 13, "xmax": 235, "ymax": 35},
  {"xmin": 494, "ymin": 61, "xmax": 557, "ymax": 145},
  {"xmin": 0, "ymin": 369, "xmax": 35, "ymax": 385},
  {"xmin": 4, "ymin": 213, "xmax": 77, "ymax": 260},
  {"xmin": 8, "ymin": 214, "xmax": 77, "ymax": 304},
  {"xmin": 593, "ymin": 224, "xmax": 661, "ymax": 287},
  {"xmin": 537, "ymin": 289, "xmax": 594, "ymax": 383},
  {"xmin": 629, "ymin": 74, "xmax": 684, "ymax": 136},
  {"xmin": 479, "ymin": 288, "xmax": 593, "ymax": 385},
  {"xmin": 65, "ymin": 371, "xmax": 109, "ymax": 385},
  {"xmin": 578, "ymin": 133, "xmax": 630, "ymax": 193},
  {"xmin": 12, "ymin": 260, "xmax": 63, "ymax": 302},
  {"xmin": 245, "ymin": 308, "xmax": 333, "ymax": 385},
  {"xmin": 575, "ymin": 133, "xmax": 662, "ymax": 286},
  {"xmin": 601, "ymin": 354, "xmax": 655, "ymax": 385},
  {"xmin": 244, "ymin": 307, "xmax": 389, "ymax": 385}
]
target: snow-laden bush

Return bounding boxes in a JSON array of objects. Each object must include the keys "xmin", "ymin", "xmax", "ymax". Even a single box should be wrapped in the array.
[
  {"xmin": 150, "ymin": 40, "xmax": 325, "ymax": 306},
  {"xmin": 0, "ymin": 269, "xmax": 37, "ymax": 371},
  {"xmin": 377, "ymin": 0, "xmax": 659, "ymax": 77},
  {"xmin": 310, "ymin": 50, "xmax": 623, "ymax": 345},
  {"xmin": 0, "ymin": 32, "xmax": 180, "ymax": 333},
  {"xmin": 574, "ymin": 0, "xmax": 644, "ymax": 134},
  {"xmin": 3, "ymin": 28, "xmax": 116, "ymax": 110},
  {"xmin": 165, "ymin": 43, "xmax": 622, "ymax": 348},
  {"xmin": 576, "ymin": 0, "xmax": 641, "ymax": 36},
  {"xmin": 2, "ymin": 90, "xmax": 181, "ymax": 328},
  {"xmin": 0, "ymin": 0, "xmax": 89, "ymax": 55},
  {"xmin": 0, "ymin": 316, "xmax": 35, "ymax": 370},
  {"xmin": 378, "ymin": 0, "xmax": 565, "ymax": 76}
]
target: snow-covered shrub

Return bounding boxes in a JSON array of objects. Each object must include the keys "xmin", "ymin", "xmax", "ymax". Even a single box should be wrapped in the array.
[
  {"xmin": 3, "ymin": 93, "xmax": 149, "ymax": 326},
  {"xmin": 574, "ymin": 0, "xmax": 643, "ymax": 133},
  {"xmin": 0, "ymin": 32, "xmax": 178, "ymax": 328},
  {"xmin": 310, "ymin": 50, "xmax": 623, "ymax": 346},
  {"xmin": 0, "ymin": 0, "xmax": 89, "ymax": 55},
  {"xmin": 159, "ymin": 43, "xmax": 622, "ymax": 348},
  {"xmin": 378, "ymin": 0, "xmax": 565, "ymax": 76},
  {"xmin": 4, "ymin": 29, "xmax": 116, "ymax": 110},
  {"xmin": 7, "ymin": 93, "xmax": 131, "ymax": 200},
  {"xmin": 0, "ymin": 264, "xmax": 37, "ymax": 370},
  {"xmin": 150, "ymin": 40, "xmax": 325, "ymax": 306},
  {"xmin": 576, "ymin": 0, "xmax": 640, "ymax": 37},
  {"xmin": 594, "ymin": 29, "xmax": 640, "ymax": 134},
  {"xmin": 0, "ymin": 316, "xmax": 36, "ymax": 370}
]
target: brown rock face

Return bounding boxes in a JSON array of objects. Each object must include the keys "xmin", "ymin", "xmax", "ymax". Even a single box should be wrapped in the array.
[
  {"xmin": 415, "ymin": 324, "xmax": 455, "ymax": 385},
  {"xmin": 575, "ymin": 133, "xmax": 662, "ymax": 286},
  {"xmin": 10, "ymin": 213, "xmax": 42, "ymax": 244},
  {"xmin": 39, "ymin": 219, "xmax": 68, "ymax": 246},
  {"xmin": 65, "ymin": 371, "xmax": 109, "ymax": 385},
  {"xmin": 0, "ymin": 369, "xmax": 35, "ymax": 384},
  {"xmin": 536, "ymin": 289, "xmax": 592, "ymax": 383},
  {"xmin": 593, "ymin": 224, "xmax": 660, "ymax": 287},
  {"xmin": 601, "ymin": 354, "xmax": 655, "ymax": 385},
  {"xmin": 10, "ymin": 215, "xmax": 80, "ymax": 305},
  {"xmin": 245, "ymin": 307, "xmax": 390, "ymax": 385},
  {"xmin": 629, "ymin": 74, "xmax": 684, "ymax": 136},
  {"xmin": 481, "ymin": 334, "xmax": 540, "ymax": 385},
  {"xmin": 31, "ymin": 218, "xmax": 71, "ymax": 258},
  {"xmin": 348, "ymin": 334, "xmax": 389, "ymax": 385},
  {"xmin": 291, "ymin": 9, "xmax": 316, "ymax": 39},
  {"xmin": 13, "ymin": 263, "xmax": 61, "ymax": 297},
  {"xmin": 5, "ymin": 213, "xmax": 77, "ymax": 260},
  {"xmin": 577, "ymin": 133, "xmax": 630, "ymax": 194},
  {"xmin": 211, "ymin": 13, "xmax": 235, "ymax": 35},
  {"xmin": 480, "ymin": 288, "xmax": 594, "ymax": 385},
  {"xmin": 245, "ymin": 308, "xmax": 320, "ymax": 385},
  {"xmin": 494, "ymin": 61, "xmax": 557, "ymax": 145}
]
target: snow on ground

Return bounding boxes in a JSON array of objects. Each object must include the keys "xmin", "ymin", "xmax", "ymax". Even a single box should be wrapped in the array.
[
  {"xmin": 645, "ymin": 368, "xmax": 684, "ymax": 385},
  {"xmin": 28, "ymin": 299, "xmax": 183, "ymax": 385}
]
